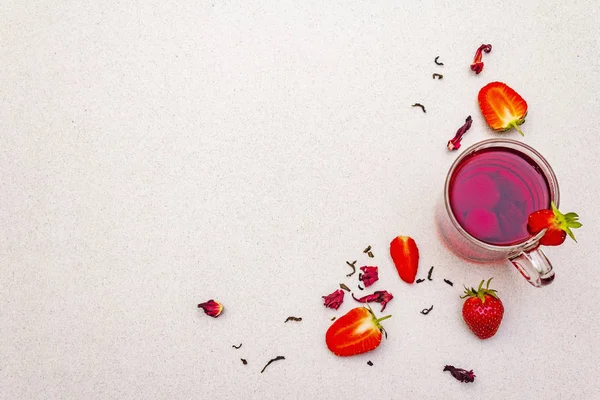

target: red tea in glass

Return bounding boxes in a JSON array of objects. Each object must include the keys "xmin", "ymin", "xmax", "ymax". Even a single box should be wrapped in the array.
[
  {"xmin": 448, "ymin": 147, "xmax": 551, "ymax": 246},
  {"xmin": 437, "ymin": 139, "xmax": 559, "ymax": 287}
]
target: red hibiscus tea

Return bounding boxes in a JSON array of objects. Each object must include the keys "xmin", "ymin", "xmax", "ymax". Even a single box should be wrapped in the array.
[{"xmin": 448, "ymin": 147, "xmax": 551, "ymax": 246}]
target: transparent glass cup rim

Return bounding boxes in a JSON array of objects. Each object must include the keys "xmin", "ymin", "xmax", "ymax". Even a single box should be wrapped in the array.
[{"xmin": 443, "ymin": 138, "xmax": 560, "ymax": 252}]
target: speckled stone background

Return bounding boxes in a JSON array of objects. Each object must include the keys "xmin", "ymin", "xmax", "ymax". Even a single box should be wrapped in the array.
[{"xmin": 2, "ymin": 1, "xmax": 599, "ymax": 399}]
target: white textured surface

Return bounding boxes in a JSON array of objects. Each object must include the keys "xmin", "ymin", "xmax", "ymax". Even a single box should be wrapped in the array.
[{"xmin": 2, "ymin": 1, "xmax": 600, "ymax": 399}]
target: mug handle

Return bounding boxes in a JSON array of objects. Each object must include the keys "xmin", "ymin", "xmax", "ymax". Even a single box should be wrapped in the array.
[{"xmin": 509, "ymin": 247, "xmax": 555, "ymax": 287}]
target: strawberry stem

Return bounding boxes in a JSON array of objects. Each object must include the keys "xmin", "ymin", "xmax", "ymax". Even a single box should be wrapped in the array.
[
  {"xmin": 376, "ymin": 315, "xmax": 392, "ymax": 323},
  {"xmin": 510, "ymin": 121, "xmax": 525, "ymax": 136}
]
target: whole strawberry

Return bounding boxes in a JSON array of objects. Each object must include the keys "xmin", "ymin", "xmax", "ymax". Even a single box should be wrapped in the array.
[
  {"xmin": 461, "ymin": 278, "xmax": 504, "ymax": 339},
  {"xmin": 527, "ymin": 201, "xmax": 582, "ymax": 246}
]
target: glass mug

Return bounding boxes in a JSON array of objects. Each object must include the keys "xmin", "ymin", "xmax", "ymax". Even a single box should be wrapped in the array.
[{"xmin": 436, "ymin": 138, "xmax": 558, "ymax": 287}]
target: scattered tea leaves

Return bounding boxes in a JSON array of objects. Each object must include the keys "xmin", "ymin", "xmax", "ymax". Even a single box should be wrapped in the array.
[
  {"xmin": 241, "ymin": 358, "xmax": 248, "ymax": 365},
  {"xmin": 367, "ymin": 251, "xmax": 374, "ymax": 258},
  {"xmin": 346, "ymin": 260, "xmax": 357, "ymax": 277},
  {"xmin": 427, "ymin": 266, "xmax": 434, "ymax": 281},
  {"xmin": 363, "ymin": 245, "xmax": 372, "ymax": 253},
  {"xmin": 444, "ymin": 279, "xmax": 454, "ymax": 286},
  {"xmin": 434, "ymin": 56, "xmax": 444, "ymax": 66},
  {"xmin": 444, "ymin": 365, "xmax": 475, "ymax": 383},
  {"xmin": 416, "ymin": 279, "xmax": 425, "ymax": 284},
  {"xmin": 261, "ymin": 356, "xmax": 285, "ymax": 373},
  {"xmin": 330, "ymin": 316, "xmax": 336, "ymax": 321},
  {"xmin": 412, "ymin": 103, "xmax": 426, "ymax": 113},
  {"xmin": 339, "ymin": 283, "xmax": 351, "ymax": 292},
  {"xmin": 433, "ymin": 73, "xmax": 443, "ymax": 80},
  {"xmin": 232, "ymin": 343, "xmax": 242, "ymax": 349},
  {"xmin": 358, "ymin": 284, "xmax": 364, "ymax": 291},
  {"xmin": 284, "ymin": 316, "xmax": 302, "ymax": 323},
  {"xmin": 367, "ymin": 361, "xmax": 373, "ymax": 366},
  {"xmin": 421, "ymin": 305, "xmax": 434, "ymax": 315}
]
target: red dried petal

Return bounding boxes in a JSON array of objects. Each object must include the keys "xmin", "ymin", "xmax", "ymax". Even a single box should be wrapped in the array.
[
  {"xmin": 443, "ymin": 365, "xmax": 476, "ymax": 383},
  {"xmin": 470, "ymin": 61, "xmax": 484, "ymax": 74},
  {"xmin": 351, "ymin": 290, "xmax": 394, "ymax": 312},
  {"xmin": 470, "ymin": 44, "xmax": 492, "ymax": 74},
  {"xmin": 322, "ymin": 289, "xmax": 345, "ymax": 310},
  {"xmin": 198, "ymin": 299, "xmax": 223, "ymax": 318},
  {"xmin": 359, "ymin": 266, "xmax": 379, "ymax": 287},
  {"xmin": 447, "ymin": 116, "xmax": 472, "ymax": 151}
]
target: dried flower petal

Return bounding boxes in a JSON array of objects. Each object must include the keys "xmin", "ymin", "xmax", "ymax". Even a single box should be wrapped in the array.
[
  {"xmin": 443, "ymin": 365, "xmax": 476, "ymax": 383},
  {"xmin": 322, "ymin": 289, "xmax": 345, "ymax": 310},
  {"xmin": 352, "ymin": 290, "xmax": 394, "ymax": 312},
  {"xmin": 447, "ymin": 116, "xmax": 473, "ymax": 151},
  {"xmin": 470, "ymin": 44, "xmax": 492, "ymax": 74},
  {"xmin": 471, "ymin": 61, "xmax": 484, "ymax": 74},
  {"xmin": 198, "ymin": 299, "xmax": 223, "ymax": 318},
  {"xmin": 359, "ymin": 266, "xmax": 379, "ymax": 287}
]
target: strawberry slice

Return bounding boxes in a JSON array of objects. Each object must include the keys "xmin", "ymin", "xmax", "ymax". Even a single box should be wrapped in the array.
[
  {"xmin": 389, "ymin": 235, "xmax": 419, "ymax": 284},
  {"xmin": 478, "ymin": 81, "xmax": 528, "ymax": 136},
  {"xmin": 527, "ymin": 202, "xmax": 582, "ymax": 246},
  {"xmin": 325, "ymin": 307, "xmax": 391, "ymax": 357}
]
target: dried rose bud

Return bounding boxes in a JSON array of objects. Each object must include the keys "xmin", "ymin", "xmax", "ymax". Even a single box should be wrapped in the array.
[
  {"xmin": 322, "ymin": 289, "xmax": 345, "ymax": 310},
  {"xmin": 443, "ymin": 365, "xmax": 476, "ymax": 383},
  {"xmin": 359, "ymin": 266, "xmax": 379, "ymax": 287},
  {"xmin": 198, "ymin": 299, "xmax": 223, "ymax": 318},
  {"xmin": 352, "ymin": 290, "xmax": 394, "ymax": 312}
]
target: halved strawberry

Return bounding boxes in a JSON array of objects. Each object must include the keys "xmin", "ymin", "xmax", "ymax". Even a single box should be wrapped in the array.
[
  {"xmin": 478, "ymin": 82, "xmax": 528, "ymax": 136},
  {"xmin": 325, "ymin": 307, "xmax": 391, "ymax": 357},
  {"xmin": 527, "ymin": 202, "xmax": 582, "ymax": 246},
  {"xmin": 390, "ymin": 235, "xmax": 419, "ymax": 284}
]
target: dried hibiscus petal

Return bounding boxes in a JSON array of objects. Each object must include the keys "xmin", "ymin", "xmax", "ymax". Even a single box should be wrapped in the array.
[
  {"xmin": 322, "ymin": 289, "xmax": 345, "ymax": 310},
  {"xmin": 443, "ymin": 365, "xmax": 476, "ymax": 383},
  {"xmin": 359, "ymin": 266, "xmax": 379, "ymax": 287},
  {"xmin": 447, "ymin": 116, "xmax": 473, "ymax": 151},
  {"xmin": 198, "ymin": 299, "xmax": 223, "ymax": 318},
  {"xmin": 470, "ymin": 44, "xmax": 492, "ymax": 74},
  {"xmin": 352, "ymin": 290, "xmax": 394, "ymax": 312}
]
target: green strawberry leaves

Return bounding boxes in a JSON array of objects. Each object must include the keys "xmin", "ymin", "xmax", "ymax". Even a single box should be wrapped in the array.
[
  {"xmin": 551, "ymin": 201, "xmax": 582, "ymax": 242},
  {"xmin": 460, "ymin": 278, "xmax": 499, "ymax": 304}
]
